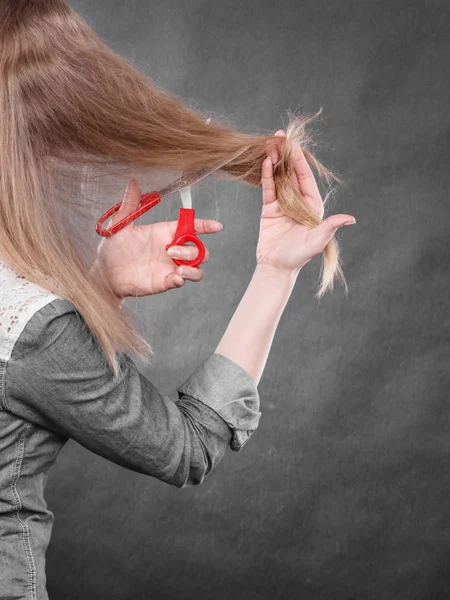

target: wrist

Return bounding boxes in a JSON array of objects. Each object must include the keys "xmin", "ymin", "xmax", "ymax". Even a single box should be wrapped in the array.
[
  {"xmin": 89, "ymin": 259, "xmax": 125, "ymax": 308},
  {"xmin": 254, "ymin": 263, "xmax": 302, "ymax": 282},
  {"xmin": 252, "ymin": 264, "xmax": 300, "ymax": 298}
]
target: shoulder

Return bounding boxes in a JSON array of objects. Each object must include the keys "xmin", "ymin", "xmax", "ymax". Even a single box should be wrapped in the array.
[{"xmin": 0, "ymin": 257, "xmax": 76, "ymax": 362}]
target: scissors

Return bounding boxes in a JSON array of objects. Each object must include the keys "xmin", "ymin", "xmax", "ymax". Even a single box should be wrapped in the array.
[
  {"xmin": 95, "ymin": 143, "xmax": 250, "ymax": 268},
  {"xmin": 95, "ymin": 171, "xmax": 210, "ymax": 268}
]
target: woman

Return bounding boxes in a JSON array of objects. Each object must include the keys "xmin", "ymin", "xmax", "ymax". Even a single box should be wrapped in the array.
[{"xmin": 0, "ymin": 0, "xmax": 355, "ymax": 598}]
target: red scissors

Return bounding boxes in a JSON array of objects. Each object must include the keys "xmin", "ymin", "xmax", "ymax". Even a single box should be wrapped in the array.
[{"xmin": 96, "ymin": 172, "xmax": 209, "ymax": 268}]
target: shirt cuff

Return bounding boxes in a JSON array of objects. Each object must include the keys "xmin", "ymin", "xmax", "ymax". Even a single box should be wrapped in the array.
[{"xmin": 177, "ymin": 352, "xmax": 261, "ymax": 452}]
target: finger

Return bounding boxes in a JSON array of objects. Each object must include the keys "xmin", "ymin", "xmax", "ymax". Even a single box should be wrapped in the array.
[
  {"xmin": 272, "ymin": 132, "xmax": 318, "ymax": 199},
  {"xmin": 274, "ymin": 130, "xmax": 286, "ymax": 156},
  {"xmin": 110, "ymin": 179, "xmax": 141, "ymax": 227},
  {"xmin": 193, "ymin": 219, "xmax": 223, "ymax": 234},
  {"xmin": 176, "ymin": 266, "xmax": 205, "ymax": 282},
  {"xmin": 261, "ymin": 157, "xmax": 276, "ymax": 205},
  {"xmin": 308, "ymin": 214, "xmax": 356, "ymax": 249},
  {"xmin": 266, "ymin": 129, "xmax": 286, "ymax": 164},
  {"xmin": 166, "ymin": 219, "xmax": 222, "ymax": 238},
  {"xmin": 167, "ymin": 245, "xmax": 210, "ymax": 262},
  {"xmin": 292, "ymin": 145, "xmax": 321, "ymax": 201},
  {"xmin": 165, "ymin": 272, "xmax": 185, "ymax": 290},
  {"xmin": 266, "ymin": 129, "xmax": 283, "ymax": 163}
]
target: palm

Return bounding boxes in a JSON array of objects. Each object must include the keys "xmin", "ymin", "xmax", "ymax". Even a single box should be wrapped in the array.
[
  {"xmin": 96, "ymin": 220, "xmax": 180, "ymax": 297},
  {"xmin": 257, "ymin": 201, "xmax": 313, "ymax": 271}
]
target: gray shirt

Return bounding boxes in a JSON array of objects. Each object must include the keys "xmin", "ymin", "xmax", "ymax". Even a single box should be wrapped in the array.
[{"xmin": 0, "ymin": 260, "xmax": 260, "ymax": 599}]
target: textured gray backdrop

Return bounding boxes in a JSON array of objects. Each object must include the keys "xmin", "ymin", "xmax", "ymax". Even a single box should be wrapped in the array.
[{"xmin": 46, "ymin": 1, "xmax": 450, "ymax": 598}]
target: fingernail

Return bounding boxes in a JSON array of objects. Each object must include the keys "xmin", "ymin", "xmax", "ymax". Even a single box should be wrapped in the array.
[
  {"xmin": 167, "ymin": 247, "xmax": 180, "ymax": 257},
  {"xmin": 343, "ymin": 220, "xmax": 356, "ymax": 226},
  {"xmin": 214, "ymin": 222, "xmax": 223, "ymax": 230},
  {"xmin": 176, "ymin": 276, "xmax": 184, "ymax": 285}
]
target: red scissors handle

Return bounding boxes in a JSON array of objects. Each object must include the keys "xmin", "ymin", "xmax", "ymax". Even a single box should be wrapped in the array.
[
  {"xmin": 96, "ymin": 193, "xmax": 205, "ymax": 268},
  {"xmin": 96, "ymin": 192, "xmax": 161, "ymax": 237},
  {"xmin": 165, "ymin": 208, "xmax": 205, "ymax": 268}
]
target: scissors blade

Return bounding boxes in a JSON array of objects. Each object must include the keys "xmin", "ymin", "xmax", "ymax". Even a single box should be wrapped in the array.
[
  {"xmin": 157, "ymin": 144, "xmax": 252, "ymax": 199},
  {"xmin": 158, "ymin": 165, "xmax": 219, "ymax": 199},
  {"xmin": 179, "ymin": 187, "xmax": 192, "ymax": 209}
]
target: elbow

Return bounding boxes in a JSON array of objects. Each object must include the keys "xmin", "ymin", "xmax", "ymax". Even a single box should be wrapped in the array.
[
  {"xmin": 170, "ymin": 445, "xmax": 218, "ymax": 488},
  {"xmin": 175, "ymin": 471, "xmax": 207, "ymax": 489},
  {"xmin": 173, "ymin": 458, "xmax": 213, "ymax": 488},
  {"xmin": 171, "ymin": 405, "xmax": 231, "ymax": 488}
]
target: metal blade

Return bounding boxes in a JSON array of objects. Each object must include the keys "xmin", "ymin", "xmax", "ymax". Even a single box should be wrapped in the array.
[
  {"xmin": 179, "ymin": 187, "xmax": 192, "ymax": 209},
  {"xmin": 158, "ymin": 144, "xmax": 251, "ymax": 199},
  {"xmin": 158, "ymin": 164, "xmax": 220, "ymax": 198}
]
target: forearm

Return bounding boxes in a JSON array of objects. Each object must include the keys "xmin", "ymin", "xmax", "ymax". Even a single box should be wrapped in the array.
[{"xmin": 215, "ymin": 264, "xmax": 300, "ymax": 386}]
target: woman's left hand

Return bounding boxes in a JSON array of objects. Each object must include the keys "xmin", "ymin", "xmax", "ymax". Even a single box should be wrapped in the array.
[
  {"xmin": 90, "ymin": 179, "xmax": 223, "ymax": 300},
  {"xmin": 257, "ymin": 130, "xmax": 355, "ymax": 274}
]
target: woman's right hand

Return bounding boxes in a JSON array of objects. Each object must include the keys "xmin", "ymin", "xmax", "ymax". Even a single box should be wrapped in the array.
[
  {"xmin": 91, "ymin": 179, "xmax": 222, "ymax": 300},
  {"xmin": 256, "ymin": 130, "xmax": 356, "ymax": 274}
]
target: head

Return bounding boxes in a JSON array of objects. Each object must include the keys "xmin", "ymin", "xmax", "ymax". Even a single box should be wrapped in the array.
[{"xmin": 0, "ymin": 0, "xmax": 344, "ymax": 376}]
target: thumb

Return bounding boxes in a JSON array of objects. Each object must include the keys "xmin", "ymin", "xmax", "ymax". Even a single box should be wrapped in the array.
[
  {"xmin": 110, "ymin": 179, "xmax": 142, "ymax": 227},
  {"xmin": 308, "ymin": 214, "xmax": 356, "ymax": 249}
]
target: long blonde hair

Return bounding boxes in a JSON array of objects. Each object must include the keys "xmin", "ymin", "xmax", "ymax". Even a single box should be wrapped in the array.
[{"xmin": 0, "ymin": 0, "xmax": 345, "ymax": 376}]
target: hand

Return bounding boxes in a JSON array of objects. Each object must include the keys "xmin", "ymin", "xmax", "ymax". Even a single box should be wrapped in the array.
[
  {"xmin": 256, "ymin": 130, "xmax": 356, "ymax": 274},
  {"xmin": 91, "ymin": 179, "xmax": 223, "ymax": 299}
]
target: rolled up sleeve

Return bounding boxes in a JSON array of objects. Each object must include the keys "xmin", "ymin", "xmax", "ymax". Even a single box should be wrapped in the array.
[
  {"xmin": 4, "ymin": 299, "xmax": 261, "ymax": 488},
  {"xmin": 177, "ymin": 353, "xmax": 261, "ymax": 452}
]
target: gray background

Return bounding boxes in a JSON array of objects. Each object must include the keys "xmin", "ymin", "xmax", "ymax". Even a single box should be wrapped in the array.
[{"xmin": 46, "ymin": 1, "xmax": 450, "ymax": 598}]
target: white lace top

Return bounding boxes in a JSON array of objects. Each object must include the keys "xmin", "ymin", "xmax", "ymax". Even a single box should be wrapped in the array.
[{"xmin": 0, "ymin": 258, "xmax": 61, "ymax": 361}]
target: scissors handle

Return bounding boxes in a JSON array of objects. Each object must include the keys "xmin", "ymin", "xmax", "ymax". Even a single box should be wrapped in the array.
[
  {"xmin": 96, "ymin": 191, "xmax": 161, "ymax": 237},
  {"xmin": 165, "ymin": 208, "xmax": 205, "ymax": 268}
]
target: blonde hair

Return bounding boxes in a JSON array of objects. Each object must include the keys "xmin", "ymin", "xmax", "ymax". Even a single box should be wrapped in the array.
[{"xmin": 0, "ymin": 0, "xmax": 345, "ymax": 377}]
